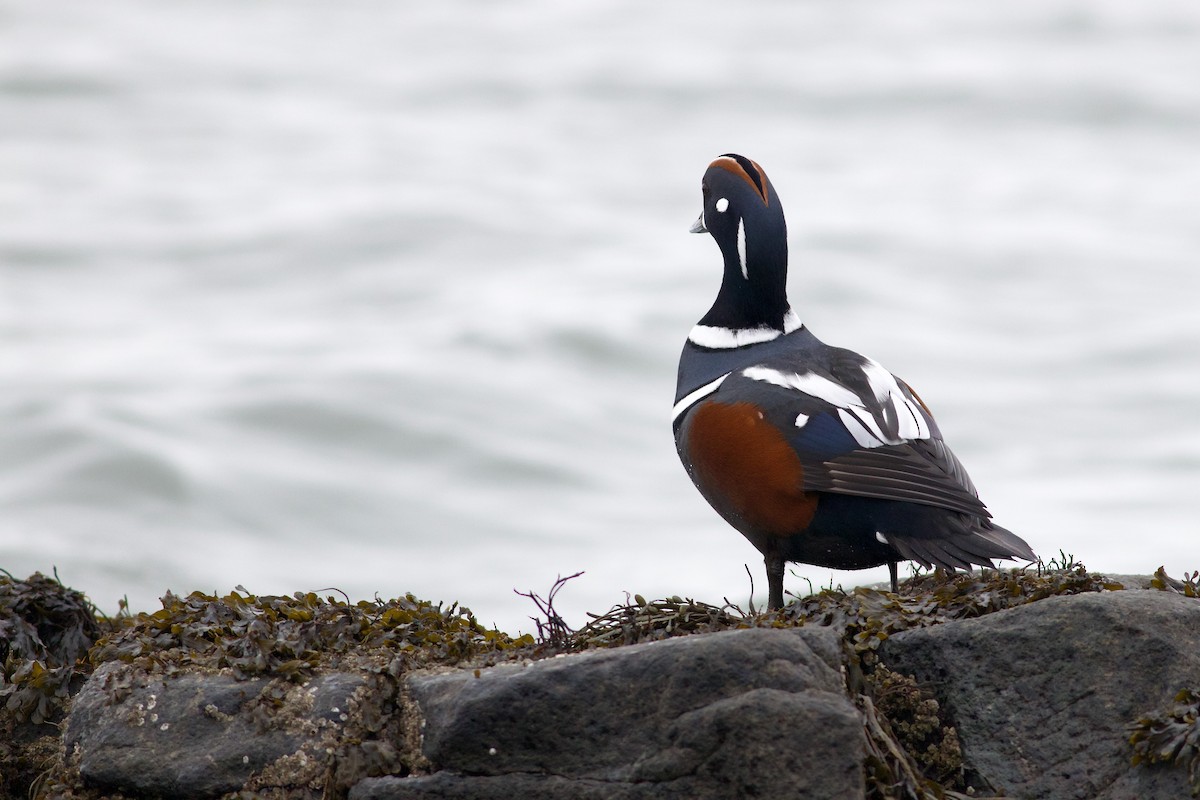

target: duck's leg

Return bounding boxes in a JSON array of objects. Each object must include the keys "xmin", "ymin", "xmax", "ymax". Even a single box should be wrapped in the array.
[
  {"xmin": 765, "ymin": 552, "xmax": 785, "ymax": 610},
  {"xmin": 889, "ymin": 560, "xmax": 899, "ymax": 594}
]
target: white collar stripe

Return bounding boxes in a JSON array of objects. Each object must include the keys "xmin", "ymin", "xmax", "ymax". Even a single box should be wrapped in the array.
[{"xmin": 687, "ymin": 310, "xmax": 802, "ymax": 350}]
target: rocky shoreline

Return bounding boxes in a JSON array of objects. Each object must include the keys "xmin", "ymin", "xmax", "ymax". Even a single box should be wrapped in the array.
[{"xmin": 3, "ymin": 566, "xmax": 1199, "ymax": 799}]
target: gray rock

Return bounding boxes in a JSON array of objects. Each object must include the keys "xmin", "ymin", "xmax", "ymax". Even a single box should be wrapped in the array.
[
  {"xmin": 879, "ymin": 590, "xmax": 1200, "ymax": 800},
  {"xmin": 58, "ymin": 587, "xmax": 1199, "ymax": 799},
  {"xmin": 352, "ymin": 690, "xmax": 860, "ymax": 800},
  {"xmin": 352, "ymin": 627, "xmax": 865, "ymax": 800},
  {"xmin": 65, "ymin": 662, "xmax": 365, "ymax": 799},
  {"xmin": 350, "ymin": 773, "xmax": 639, "ymax": 800}
]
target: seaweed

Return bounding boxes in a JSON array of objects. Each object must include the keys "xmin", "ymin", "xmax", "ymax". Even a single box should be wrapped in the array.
[
  {"xmin": 0, "ymin": 571, "xmax": 106, "ymax": 725},
  {"xmin": 575, "ymin": 594, "xmax": 749, "ymax": 648},
  {"xmin": 1129, "ymin": 688, "xmax": 1200, "ymax": 795},
  {"xmin": 89, "ymin": 589, "xmax": 535, "ymax": 681},
  {"xmin": 3, "ymin": 580, "xmax": 535, "ymax": 800},
  {"xmin": 867, "ymin": 664, "xmax": 962, "ymax": 787},
  {"xmin": 1, "ymin": 558, "xmax": 1187, "ymax": 800},
  {"xmin": 1149, "ymin": 565, "xmax": 1200, "ymax": 597},
  {"xmin": 514, "ymin": 572, "xmax": 584, "ymax": 652},
  {"xmin": 564, "ymin": 555, "xmax": 1122, "ymax": 662},
  {"xmin": 1129, "ymin": 566, "xmax": 1200, "ymax": 794},
  {"xmin": 0, "ymin": 572, "xmax": 113, "ymax": 800}
]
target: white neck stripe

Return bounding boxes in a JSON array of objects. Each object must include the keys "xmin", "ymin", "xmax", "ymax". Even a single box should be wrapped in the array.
[
  {"xmin": 687, "ymin": 309, "xmax": 802, "ymax": 350},
  {"xmin": 737, "ymin": 218, "xmax": 748, "ymax": 280}
]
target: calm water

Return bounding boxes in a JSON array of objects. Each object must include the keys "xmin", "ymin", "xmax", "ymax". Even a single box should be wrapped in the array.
[{"xmin": 2, "ymin": 0, "xmax": 1198, "ymax": 634}]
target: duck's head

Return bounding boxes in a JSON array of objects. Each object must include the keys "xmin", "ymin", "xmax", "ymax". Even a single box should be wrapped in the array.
[{"xmin": 690, "ymin": 154, "xmax": 793, "ymax": 338}]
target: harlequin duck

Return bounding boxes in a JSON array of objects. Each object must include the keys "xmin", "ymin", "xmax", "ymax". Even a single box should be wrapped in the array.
[{"xmin": 673, "ymin": 154, "xmax": 1036, "ymax": 609}]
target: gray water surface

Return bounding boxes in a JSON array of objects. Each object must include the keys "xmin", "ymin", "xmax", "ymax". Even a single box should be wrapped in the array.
[{"xmin": 2, "ymin": 0, "xmax": 1198, "ymax": 633}]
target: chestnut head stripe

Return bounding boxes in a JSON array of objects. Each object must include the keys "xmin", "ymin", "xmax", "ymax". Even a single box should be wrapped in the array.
[{"xmin": 709, "ymin": 155, "xmax": 770, "ymax": 204}]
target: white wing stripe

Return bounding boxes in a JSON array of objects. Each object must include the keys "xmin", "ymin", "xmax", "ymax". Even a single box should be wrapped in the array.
[
  {"xmin": 742, "ymin": 362, "xmax": 932, "ymax": 448},
  {"xmin": 846, "ymin": 405, "xmax": 891, "ymax": 445},
  {"xmin": 838, "ymin": 409, "xmax": 883, "ymax": 448},
  {"xmin": 896, "ymin": 395, "xmax": 927, "ymax": 440},
  {"xmin": 742, "ymin": 366, "xmax": 860, "ymax": 408},
  {"xmin": 861, "ymin": 359, "xmax": 899, "ymax": 403}
]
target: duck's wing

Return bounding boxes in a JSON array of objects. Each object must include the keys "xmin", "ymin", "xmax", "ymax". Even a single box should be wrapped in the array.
[{"xmin": 722, "ymin": 355, "xmax": 988, "ymax": 517}]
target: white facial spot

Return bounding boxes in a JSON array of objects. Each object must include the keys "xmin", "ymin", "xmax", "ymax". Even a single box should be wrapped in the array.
[
  {"xmin": 795, "ymin": 413, "xmax": 810, "ymax": 429},
  {"xmin": 876, "ymin": 532, "xmax": 889, "ymax": 544},
  {"xmin": 715, "ymin": 197, "xmax": 729, "ymax": 213}
]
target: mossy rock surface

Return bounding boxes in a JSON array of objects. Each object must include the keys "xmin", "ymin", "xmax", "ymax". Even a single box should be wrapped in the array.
[
  {"xmin": 3, "ymin": 576, "xmax": 532, "ymax": 799},
  {"xmin": 2, "ymin": 561, "xmax": 1199, "ymax": 799}
]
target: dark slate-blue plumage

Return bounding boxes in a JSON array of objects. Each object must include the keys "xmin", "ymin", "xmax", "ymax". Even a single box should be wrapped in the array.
[{"xmin": 673, "ymin": 154, "xmax": 1036, "ymax": 609}]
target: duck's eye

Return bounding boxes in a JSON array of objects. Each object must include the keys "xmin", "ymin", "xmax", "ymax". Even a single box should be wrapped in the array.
[
  {"xmin": 702, "ymin": 183, "xmax": 710, "ymax": 199},
  {"xmin": 715, "ymin": 198, "xmax": 729, "ymax": 213}
]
